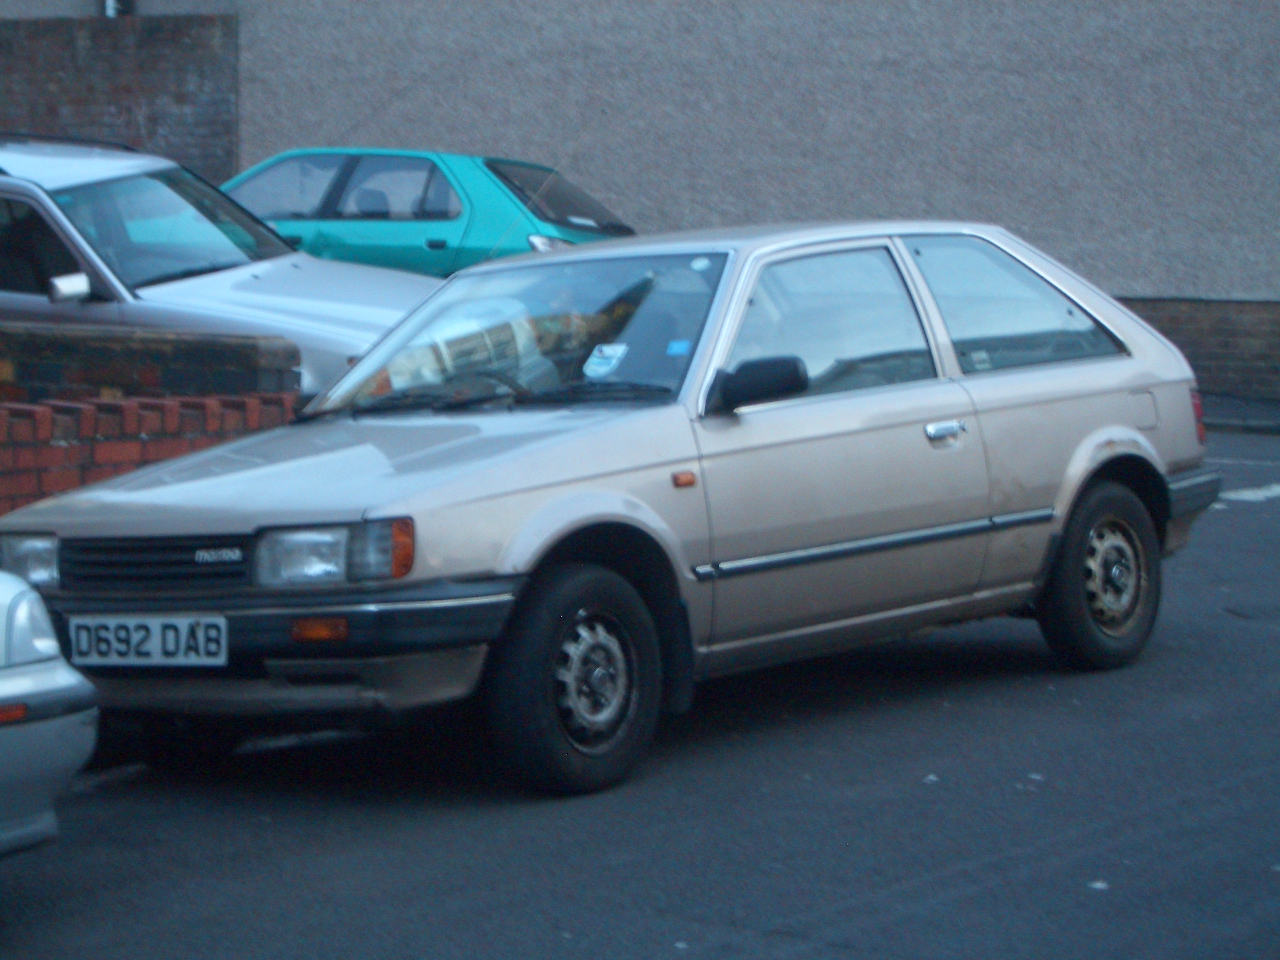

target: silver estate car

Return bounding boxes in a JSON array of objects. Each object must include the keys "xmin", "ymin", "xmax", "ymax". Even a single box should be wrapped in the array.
[
  {"xmin": 0, "ymin": 223, "xmax": 1220, "ymax": 792},
  {"xmin": 0, "ymin": 571, "xmax": 97, "ymax": 856},
  {"xmin": 0, "ymin": 137, "xmax": 441, "ymax": 395}
]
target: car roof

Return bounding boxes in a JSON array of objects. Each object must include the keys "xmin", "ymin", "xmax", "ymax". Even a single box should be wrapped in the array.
[
  {"xmin": 0, "ymin": 137, "xmax": 175, "ymax": 191},
  {"xmin": 224, "ymin": 148, "xmax": 555, "ymax": 186},
  {"xmin": 460, "ymin": 220, "xmax": 1013, "ymax": 273}
]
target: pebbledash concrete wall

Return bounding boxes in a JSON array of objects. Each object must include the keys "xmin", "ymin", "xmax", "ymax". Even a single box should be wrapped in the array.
[
  {"xmin": 1, "ymin": 2, "xmax": 1277, "ymax": 396},
  {"xmin": 2, "ymin": 1, "xmax": 1277, "ymax": 302},
  {"xmin": 0, "ymin": 393, "xmax": 293, "ymax": 516},
  {"xmin": 0, "ymin": 13, "xmax": 237, "ymax": 182}
]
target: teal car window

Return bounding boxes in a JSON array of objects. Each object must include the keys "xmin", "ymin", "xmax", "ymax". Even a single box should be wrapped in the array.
[
  {"xmin": 53, "ymin": 168, "xmax": 291, "ymax": 290},
  {"xmin": 335, "ymin": 156, "xmax": 461, "ymax": 221},
  {"xmin": 486, "ymin": 161, "xmax": 632, "ymax": 236},
  {"xmin": 907, "ymin": 235, "xmax": 1122, "ymax": 373},
  {"xmin": 225, "ymin": 153, "xmax": 347, "ymax": 220},
  {"xmin": 317, "ymin": 253, "xmax": 728, "ymax": 413}
]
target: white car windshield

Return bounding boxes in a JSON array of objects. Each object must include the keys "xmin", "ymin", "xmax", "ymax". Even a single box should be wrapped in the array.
[
  {"xmin": 51, "ymin": 168, "xmax": 291, "ymax": 290},
  {"xmin": 313, "ymin": 253, "xmax": 729, "ymax": 415}
]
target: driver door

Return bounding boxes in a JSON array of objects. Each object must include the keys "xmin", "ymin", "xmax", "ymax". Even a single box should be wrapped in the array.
[{"xmin": 694, "ymin": 242, "xmax": 991, "ymax": 647}]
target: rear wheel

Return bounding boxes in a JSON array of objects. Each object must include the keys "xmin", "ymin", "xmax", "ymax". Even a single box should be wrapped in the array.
[
  {"xmin": 484, "ymin": 564, "xmax": 662, "ymax": 794},
  {"xmin": 1037, "ymin": 482, "xmax": 1162, "ymax": 670}
]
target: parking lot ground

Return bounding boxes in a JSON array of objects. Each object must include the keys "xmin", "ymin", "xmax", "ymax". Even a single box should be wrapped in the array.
[{"xmin": 1, "ymin": 432, "xmax": 1278, "ymax": 960}]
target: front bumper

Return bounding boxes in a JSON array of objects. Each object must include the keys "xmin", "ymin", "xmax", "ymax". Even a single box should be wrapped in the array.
[{"xmin": 42, "ymin": 577, "xmax": 522, "ymax": 717}]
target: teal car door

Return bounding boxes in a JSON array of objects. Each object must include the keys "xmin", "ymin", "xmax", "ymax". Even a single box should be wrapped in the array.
[
  {"xmin": 313, "ymin": 154, "xmax": 469, "ymax": 276},
  {"xmin": 222, "ymin": 152, "xmax": 349, "ymax": 252}
]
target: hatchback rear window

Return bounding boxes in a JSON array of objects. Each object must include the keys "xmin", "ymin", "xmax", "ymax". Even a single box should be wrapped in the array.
[{"xmin": 486, "ymin": 161, "xmax": 633, "ymax": 236}]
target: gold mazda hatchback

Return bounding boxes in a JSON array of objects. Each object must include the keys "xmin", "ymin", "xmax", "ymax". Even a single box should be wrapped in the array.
[{"xmin": 0, "ymin": 222, "xmax": 1220, "ymax": 792}]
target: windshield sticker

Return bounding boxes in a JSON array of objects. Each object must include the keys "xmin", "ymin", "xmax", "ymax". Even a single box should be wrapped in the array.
[
  {"xmin": 666, "ymin": 339, "xmax": 691, "ymax": 357},
  {"xmin": 690, "ymin": 257, "xmax": 711, "ymax": 272},
  {"xmin": 583, "ymin": 343, "xmax": 629, "ymax": 378}
]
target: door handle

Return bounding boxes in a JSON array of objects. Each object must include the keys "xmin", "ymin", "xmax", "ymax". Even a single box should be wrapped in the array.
[
  {"xmin": 925, "ymin": 419, "xmax": 967, "ymax": 441},
  {"xmin": 425, "ymin": 239, "xmax": 447, "ymax": 250}
]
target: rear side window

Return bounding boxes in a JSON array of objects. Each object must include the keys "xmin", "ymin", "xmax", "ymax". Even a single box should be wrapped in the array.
[
  {"xmin": 226, "ymin": 154, "xmax": 346, "ymax": 220},
  {"xmin": 907, "ymin": 235, "xmax": 1122, "ymax": 374},
  {"xmin": 726, "ymin": 246, "xmax": 936, "ymax": 397},
  {"xmin": 486, "ymin": 160, "xmax": 632, "ymax": 235},
  {"xmin": 0, "ymin": 197, "xmax": 79, "ymax": 294},
  {"xmin": 335, "ymin": 155, "xmax": 461, "ymax": 221}
]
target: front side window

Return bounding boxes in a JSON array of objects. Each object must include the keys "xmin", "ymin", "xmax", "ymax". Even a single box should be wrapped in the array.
[
  {"xmin": 315, "ymin": 253, "xmax": 728, "ymax": 415},
  {"xmin": 486, "ymin": 161, "xmax": 632, "ymax": 235},
  {"xmin": 725, "ymin": 247, "xmax": 936, "ymax": 398},
  {"xmin": 225, "ymin": 153, "xmax": 347, "ymax": 220},
  {"xmin": 907, "ymin": 235, "xmax": 1122, "ymax": 374},
  {"xmin": 334, "ymin": 155, "xmax": 461, "ymax": 220},
  {"xmin": 0, "ymin": 197, "xmax": 78, "ymax": 294},
  {"xmin": 52, "ymin": 168, "xmax": 290, "ymax": 289}
]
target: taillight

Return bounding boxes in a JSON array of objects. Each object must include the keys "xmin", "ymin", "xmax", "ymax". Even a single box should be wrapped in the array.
[{"xmin": 1191, "ymin": 389, "xmax": 1206, "ymax": 445}]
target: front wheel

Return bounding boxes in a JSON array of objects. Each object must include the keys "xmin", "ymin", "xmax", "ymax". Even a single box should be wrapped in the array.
[
  {"xmin": 1037, "ymin": 482, "xmax": 1162, "ymax": 670},
  {"xmin": 484, "ymin": 564, "xmax": 663, "ymax": 794}
]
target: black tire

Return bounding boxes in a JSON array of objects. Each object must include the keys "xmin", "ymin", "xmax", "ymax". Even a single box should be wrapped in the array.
[
  {"xmin": 1037, "ymin": 481, "xmax": 1162, "ymax": 670},
  {"xmin": 484, "ymin": 563, "xmax": 663, "ymax": 794}
]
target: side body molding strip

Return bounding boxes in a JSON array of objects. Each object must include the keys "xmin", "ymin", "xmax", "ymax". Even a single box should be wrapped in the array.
[{"xmin": 693, "ymin": 508, "xmax": 1054, "ymax": 581}]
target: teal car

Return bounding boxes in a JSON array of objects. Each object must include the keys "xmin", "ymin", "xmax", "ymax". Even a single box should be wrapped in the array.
[{"xmin": 222, "ymin": 149, "xmax": 634, "ymax": 277}]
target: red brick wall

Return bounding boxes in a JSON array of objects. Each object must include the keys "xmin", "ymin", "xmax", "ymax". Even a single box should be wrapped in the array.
[
  {"xmin": 0, "ymin": 15, "xmax": 239, "ymax": 184},
  {"xmin": 1120, "ymin": 299, "xmax": 1280, "ymax": 402},
  {"xmin": 0, "ymin": 393, "xmax": 293, "ymax": 516}
]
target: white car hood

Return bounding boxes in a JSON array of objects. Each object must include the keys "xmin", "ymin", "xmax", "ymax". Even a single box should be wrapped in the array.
[{"xmin": 135, "ymin": 253, "xmax": 441, "ymax": 353}]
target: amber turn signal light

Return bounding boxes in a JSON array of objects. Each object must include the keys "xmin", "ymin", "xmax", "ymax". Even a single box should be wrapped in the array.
[
  {"xmin": 391, "ymin": 517, "xmax": 415, "ymax": 578},
  {"xmin": 672, "ymin": 470, "xmax": 697, "ymax": 488},
  {"xmin": 291, "ymin": 617, "xmax": 349, "ymax": 643}
]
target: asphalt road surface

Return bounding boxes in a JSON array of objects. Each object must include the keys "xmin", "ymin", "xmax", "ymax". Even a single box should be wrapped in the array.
[{"xmin": 2, "ymin": 432, "xmax": 1278, "ymax": 960}]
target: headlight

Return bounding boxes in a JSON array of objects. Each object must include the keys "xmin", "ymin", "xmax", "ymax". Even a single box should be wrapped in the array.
[
  {"xmin": 6, "ymin": 589, "xmax": 61, "ymax": 665},
  {"xmin": 0, "ymin": 535, "xmax": 59, "ymax": 589},
  {"xmin": 527, "ymin": 234, "xmax": 575, "ymax": 253},
  {"xmin": 255, "ymin": 519, "xmax": 414, "ymax": 588}
]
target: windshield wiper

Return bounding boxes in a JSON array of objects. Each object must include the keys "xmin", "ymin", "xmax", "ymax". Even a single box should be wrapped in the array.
[
  {"xmin": 135, "ymin": 261, "xmax": 246, "ymax": 289},
  {"xmin": 351, "ymin": 384, "xmax": 519, "ymax": 416},
  {"xmin": 515, "ymin": 381, "xmax": 673, "ymax": 405}
]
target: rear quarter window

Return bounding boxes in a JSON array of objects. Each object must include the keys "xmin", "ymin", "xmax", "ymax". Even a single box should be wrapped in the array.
[
  {"xmin": 907, "ymin": 235, "xmax": 1123, "ymax": 374},
  {"xmin": 485, "ymin": 161, "xmax": 632, "ymax": 236}
]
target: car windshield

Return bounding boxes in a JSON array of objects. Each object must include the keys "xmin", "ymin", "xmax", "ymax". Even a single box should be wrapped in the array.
[
  {"xmin": 314, "ymin": 252, "xmax": 728, "ymax": 415},
  {"xmin": 51, "ymin": 168, "xmax": 291, "ymax": 290}
]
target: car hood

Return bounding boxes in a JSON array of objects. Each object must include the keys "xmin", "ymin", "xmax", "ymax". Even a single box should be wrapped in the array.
[
  {"xmin": 134, "ymin": 253, "xmax": 441, "ymax": 348},
  {"xmin": 6, "ymin": 406, "xmax": 691, "ymax": 539}
]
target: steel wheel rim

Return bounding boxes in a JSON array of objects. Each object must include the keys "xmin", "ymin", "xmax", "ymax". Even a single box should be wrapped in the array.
[
  {"xmin": 553, "ymin": 608, "xmax": 636, "ymax": 754},
  {"xmin": 1082, "ymin": 516, "xmax": 1145, "ymax": 636}
]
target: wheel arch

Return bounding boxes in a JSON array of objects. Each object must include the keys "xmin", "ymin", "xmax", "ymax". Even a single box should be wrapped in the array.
[
  {"xmin": 505, "ymin": 516, "xmax": 697, "ymax": 715},
  {"xmin": 1055, "ymin": 428, "xmax": 1171, "ymax": 547}
]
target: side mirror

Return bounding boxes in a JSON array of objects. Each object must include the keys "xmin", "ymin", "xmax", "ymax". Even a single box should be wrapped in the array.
[
  {"xmin": 48, "ymin": 272, "xmax": 92, "ymax": 304},
  {"xmin": 707, "ymin": 356, "xmax": 809, "ymax": 414}
]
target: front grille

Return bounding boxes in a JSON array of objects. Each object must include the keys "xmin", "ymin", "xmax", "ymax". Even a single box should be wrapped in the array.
[{"xmin": 60, "ymin": 535, "xmax": 253, "ymax": 593}]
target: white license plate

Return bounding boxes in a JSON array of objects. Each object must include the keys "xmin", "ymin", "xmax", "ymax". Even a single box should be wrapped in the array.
[{"xmin": 68, "ymin": 615, "xmax": 229, "ymax": 667}]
